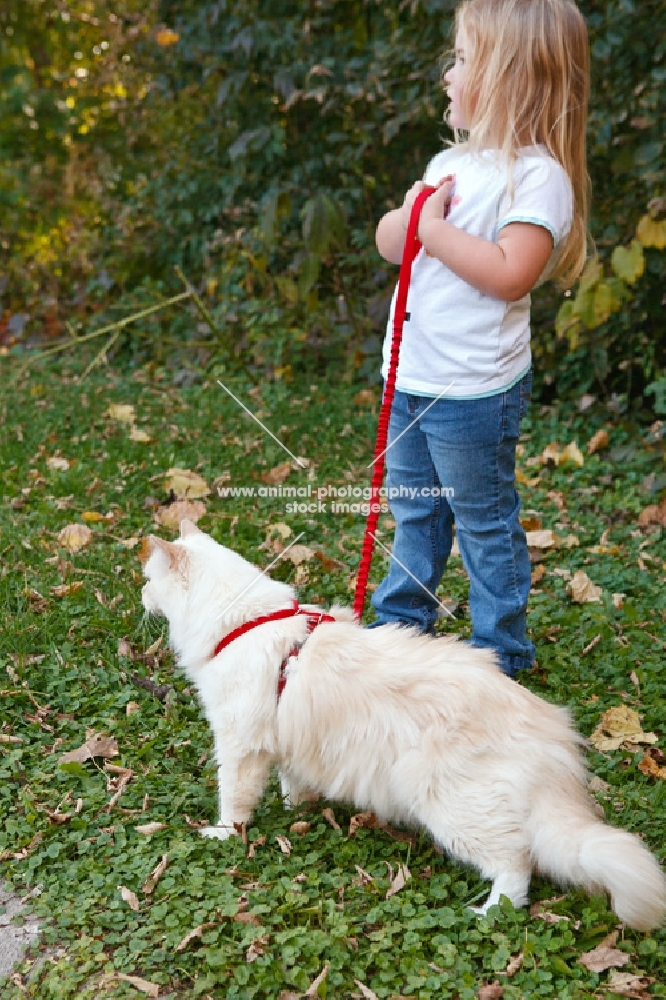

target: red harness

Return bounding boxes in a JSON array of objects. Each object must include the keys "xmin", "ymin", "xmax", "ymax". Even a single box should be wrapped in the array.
[{"xmin": 212, "ymin": 599, "xmax": 335, "ymax": 699}]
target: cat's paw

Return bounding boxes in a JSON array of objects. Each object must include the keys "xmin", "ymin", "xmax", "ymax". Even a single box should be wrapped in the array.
[{"xmin": 199, "ymin": 823, "xmax": 238, "ymax": 841}]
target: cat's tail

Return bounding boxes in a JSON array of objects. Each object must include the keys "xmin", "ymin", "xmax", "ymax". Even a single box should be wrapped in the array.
[{"xmin": 530, "ymin": 792, "xmax": 666, "ymax": 931}]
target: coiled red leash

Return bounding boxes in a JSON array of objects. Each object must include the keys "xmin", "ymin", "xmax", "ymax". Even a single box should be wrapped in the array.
[{"xmin": 353, "ymin": 186, "xmax": 436, "ymax": 621}]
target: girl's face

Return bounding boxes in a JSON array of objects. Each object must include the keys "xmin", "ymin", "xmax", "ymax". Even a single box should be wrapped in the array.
[{"xmin": 445, "ymin": 28, "xmax": 470, "ymax": 129}]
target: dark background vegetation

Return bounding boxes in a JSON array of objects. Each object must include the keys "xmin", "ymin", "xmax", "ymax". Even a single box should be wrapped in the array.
[{"xmin": 0, "ymin": 0, "xmax": 664, "ymax": 404}]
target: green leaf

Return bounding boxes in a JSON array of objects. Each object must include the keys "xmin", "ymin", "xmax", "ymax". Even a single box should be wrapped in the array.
[{"xmin": 611, "ymin": 240, "xmax": 645, "ymax": 284}]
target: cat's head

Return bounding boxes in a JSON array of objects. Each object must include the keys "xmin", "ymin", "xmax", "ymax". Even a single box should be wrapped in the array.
[{"xmin": 141, "ymin": 520, "xmax": 295, "ymax": 662}]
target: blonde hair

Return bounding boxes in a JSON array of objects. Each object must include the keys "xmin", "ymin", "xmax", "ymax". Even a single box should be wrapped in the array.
[{"xmin": 449, "ymin": 0, "xmax": 590, "ymax": 286}]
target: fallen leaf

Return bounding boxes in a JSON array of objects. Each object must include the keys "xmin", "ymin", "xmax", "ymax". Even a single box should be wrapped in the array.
[
  {"xmin": 175, "ymin": 921, "xmax": 217, "ymax": 952},
  {"xmin": 606, "ymin": 970, "xmax": 655, "ymax": 998},
  {"xmin": 115, "ymin": 972, "xmax": 159, "ymax": 996},
  {"xmin": 354, "ymin": 389, "xmax": 377, "ymax": 406},
  {"xmin": 120, "ymin": 536, "xmax": 140, "ymax": 550},
  {"xmin": 57, "ymin": 523, "xmax": 92, "ymax": 552},
  {"xmin": 322, "ymin": 807, "xmax": 340, "ymax": 830},
  {"xmin": 234, "ymin": 911, "xmax": 262, "ymax": 926},
  {"xmin": 126, "ymin": 701, "xmax": 141, "ymax": 717},
  {"xmin": 105, "ymin": 764, "xmax": 133, "ymax": 808},
  {"xmin": 247, "ymin": 834, "xmax": 266, "ymax": 859},
  {"xmin": 589, "ymin": 705, "xmax": 658, "ymax": 752},
  {"xmin": 153, "ymin": 499, "xmax": 206, "ymax": 530},
  {"xmin": 118, "ymin": 885, "xmax": 140, "ymax": 912},
  {"xmin": 259, "ymin": 522, "xmax": 293, "ymax": 554},
  {"xmin": 579, "ymin": 943, "xmax": 631, "ymax": 974},
  {"xmin": 135, "ymin": 822, "xmax": 168, "ymax": 836},
  {"xmin": 107, "ymin": 404, "xmax": 137, "ymax": 424},
  {"xmin": 289, "ymin": 821, "xmax": 311, "ymax": 835},
  {"xmin": 478, "ymin": 983, "xmax": 504, "ymax": 1000},
  {"xmin": 567, "ymin": 569, "xmax": 602, "ymax": 603},
  {"xmin": 46, "ymin": 455, "xmax": 71, "ymax": 471},
  {"xmin": 142, "ymin": 854, "xmax": 168, "ymax": 894},
  {"xmin": 261, "ymin": 461, "xmax": 292, "ymax": 486},
  {"xmin": 520, "ymin": 513, "xmax": 543, "ymax": 531},
  {"xmin": 637, "ymin": 499, "xmax": 666, "ymax": 528},
  {"xmin": 50, "ymin": 581, "xmax": 83, "ymax": 598},
  {"xmin": 353, "ymin": 982, "xmax": 379, "ymax": 1000},
  {"xmin": 531, "ymin": 564, "xmax": 547, "ymax": 585},
  {"xmin": 275, "ymin": 834, "xmax": 292, "ymax": 856},
  {"xmin": 283, "ymin": 544, "xmax": 316, "ymax": 566},
  {"xmin": 25, "ymin": 587, "xmax": 48, "ymax": 612},
  {"xmin": 304, "ymin": 965, "xmax": 329, "ymax": 997},
  {"xmin": 526, "ymin": 529, "xmax": 557, "ymax": 549},
  {"xmin": 505, "ymin": 952, "xmax": 524, "ymax": 976},
  {"xmin": 246, "ymin": 935, "xmax": 269, "ymax": 963},
  {"xmin": 349, "ymin": 811, "xmax": 376, "ymax": 837},
  {"xmin": 81, "ymin": 510, "xmax": 114, "ymax": 523},
  {"xmin": 129, "ymin": 427, "xmax": 152, "ymax": 443},
  {"xmin": 587, "ymin": 428, "xmax": 610, "ymax": 454},
  {"xmin": 163, "ymin": 467, "xmax": 210, "ymax": 499},
  {"xmin": 352, "ymin": 866, "xmax": 374, "ymax": 886},
  {"xmin": 637, "ymin": 747, "xmax": 666, "ymax": 780},
  {"xmin": 155, "ymin": 27, "xmax": 179, "ymax": 46},
  {"xmin": 59, "ymin": 733, "xmax": 119, "ymax": 764},
  {"xmin": 386, "ymin": 863, "xmax": 411, "ymax": 899}
]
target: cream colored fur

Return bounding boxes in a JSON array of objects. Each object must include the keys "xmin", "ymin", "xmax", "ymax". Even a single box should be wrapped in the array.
[{"xmin": 141, "ymin": 519, "xmax": 666, "ymax": 930}]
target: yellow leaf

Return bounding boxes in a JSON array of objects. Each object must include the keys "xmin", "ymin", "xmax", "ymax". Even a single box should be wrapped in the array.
[
  {"xmin": 81, "ymin": 510, "xmax": 113, "ymax": 523},
  {"xmin": 163, "ymin": 467, "xmax": 210, "ymax": 499},
  {"xmin": 587, "ymin": 428, "xmax": 609, "ymax": 454},
  {"xmin": 611, "ymin": 240, "xmax": 645, "ymax": 285},
  {"xmin": 637, "ymin": 213, "xmax": 666, "ymax": 249},
  {"xmin": 560, "ymin": 441, "xmax": 585, "ymax": 466},
  {"xmin": 106, "ymin": 404, "xmax": 136, "ymax": 424},
  {"xmin": 638, "ymin": 750, "xmax": 666, "ymax": 781},
  {"xmin": 57, "ymin": 523, "xmax": 92, "ymax": 552},
  {"xmin": 155, "ymin": 28, "xmax": 180, "ymax": 46},
  {"xmin": 129, "ymin": 426, "xmax": 152, "ymax": 443},
  {"xmin": 589, "ymin": 705, "xmax": 658, "ymax": 752}
]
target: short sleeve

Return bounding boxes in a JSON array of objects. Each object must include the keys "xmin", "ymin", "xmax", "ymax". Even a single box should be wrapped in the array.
[{"xmin": 497, "ymin": 156, "xmax": 573, "ymax": 246}]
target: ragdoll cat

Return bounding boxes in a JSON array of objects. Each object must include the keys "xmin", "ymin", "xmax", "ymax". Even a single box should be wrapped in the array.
[{"xmin": 141, "ymin": 519, "xmax": 666, "ymax": 931}]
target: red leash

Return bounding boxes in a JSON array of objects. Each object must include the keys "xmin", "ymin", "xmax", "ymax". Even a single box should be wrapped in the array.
[{"xmin": 353, "ymin": 186, "xmax": 436, "ymax": 622}]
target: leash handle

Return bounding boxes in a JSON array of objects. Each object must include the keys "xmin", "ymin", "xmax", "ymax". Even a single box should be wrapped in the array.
[{"xmin": 353, "ymin": 186, "xmax": 436, "ymax": 621}]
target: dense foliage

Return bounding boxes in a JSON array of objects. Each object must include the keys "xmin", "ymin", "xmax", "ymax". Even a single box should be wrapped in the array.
[{"xmin": 0, "ymin": 0, "xmax": 664, "ymax": 399}]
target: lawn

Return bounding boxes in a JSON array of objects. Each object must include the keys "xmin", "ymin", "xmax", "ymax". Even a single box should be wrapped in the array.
[{"xmin": 0, "ymin": 354, "xmax": 664, "ymax": 999}]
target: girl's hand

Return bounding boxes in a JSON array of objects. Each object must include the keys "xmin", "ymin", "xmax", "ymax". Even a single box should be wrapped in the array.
[
  {"xmin": 400, "ymin": 180, "xmax": 427, "ymax": 229},
  {"xmin": 417, "ymin": 174, "xmax": 455, "ymax": 238}
]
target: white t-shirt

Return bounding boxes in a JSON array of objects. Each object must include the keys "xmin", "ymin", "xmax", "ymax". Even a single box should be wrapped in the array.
[{"xmin": 381, "ymin": 145, "xmax": 573, "ymax": 397}]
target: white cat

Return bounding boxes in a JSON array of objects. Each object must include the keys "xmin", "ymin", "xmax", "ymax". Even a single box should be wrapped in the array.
[{"xmin": 141, "ymin": 519, "xmax": 665, "ymax": 931}]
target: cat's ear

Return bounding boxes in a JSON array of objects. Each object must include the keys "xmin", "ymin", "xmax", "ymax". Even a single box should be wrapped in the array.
[
  {"xmin": 180, "ymin": 518, "xmax": 203, "ymax": 539},
  {"xmin": 146, "ymin": 535, "xmax": 186, "ymax": 573}
]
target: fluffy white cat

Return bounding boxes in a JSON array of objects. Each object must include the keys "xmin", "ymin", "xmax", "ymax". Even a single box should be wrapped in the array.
[{"xmin": 141, "ymin": 519, "xmax": 665, "ymax": 931}]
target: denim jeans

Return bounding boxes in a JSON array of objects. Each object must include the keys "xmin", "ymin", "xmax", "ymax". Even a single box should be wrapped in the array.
[{"xmin": 370, "ymin": 371, "xmax": 535, "ymax": 677}]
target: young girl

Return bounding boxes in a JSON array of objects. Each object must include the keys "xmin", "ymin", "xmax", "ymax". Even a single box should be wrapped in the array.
[{"xmin": 371, "ymin": 0, "xmax": 590, "ymax": 677}]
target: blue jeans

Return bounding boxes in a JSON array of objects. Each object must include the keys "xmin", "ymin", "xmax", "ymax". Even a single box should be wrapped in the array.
[{"xmin": 370, "ymin": 372, "xmax": 535, "ymax": 677}]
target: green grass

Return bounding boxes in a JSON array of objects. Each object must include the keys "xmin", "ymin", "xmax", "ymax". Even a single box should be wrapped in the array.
[{"xmin": 0, "ymin": 355, "xmax": 664, "ymax": 999}]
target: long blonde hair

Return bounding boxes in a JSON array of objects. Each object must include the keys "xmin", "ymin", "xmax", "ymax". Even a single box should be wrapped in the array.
[{"xmin": 449, "ymin": 0, "xmax": 590, "ymax": 286}]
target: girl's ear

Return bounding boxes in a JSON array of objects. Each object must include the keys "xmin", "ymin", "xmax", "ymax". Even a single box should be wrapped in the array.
[{"xmin": 180, "ymin": 518, "xmax": 203, "ymax": 539}]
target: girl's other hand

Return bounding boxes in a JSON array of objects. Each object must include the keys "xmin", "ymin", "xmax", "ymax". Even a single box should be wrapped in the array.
[
  {"xmin": 417, "ymin": 175, "xmax": 456, "ymax": 238},
  {"xmin": 400, "ymin": 180, "xmax": 427, "ymax": 228}
]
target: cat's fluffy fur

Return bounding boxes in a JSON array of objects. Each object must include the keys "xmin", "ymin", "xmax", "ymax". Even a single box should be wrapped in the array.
[{"xmin": 141, "ymin": 520, "xmax": 665, "ymax": 930}]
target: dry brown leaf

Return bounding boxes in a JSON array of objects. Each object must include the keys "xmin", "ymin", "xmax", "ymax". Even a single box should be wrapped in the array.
[
  {"xmin": 567, "ymin": 570, "xmax": 602, "ymax": 603},
  {"xmin": 261, "ymin": 461, "xmax": 293, "ymax": 486},
  {"xmin": 163, "ymin": 467, "xmax": 210, "ymax": 498},
  {"xmin": 589, "ymin": 706, "xmax": 658, "ymax": 752},
  {"xmin": 118, "ymin": 885, "xmax": 140, "ymax": 912},
  {"xmin": 142, "ymin": 853, "xmax": 168, "ymax": 895},
  {"xmin": 322, "ymin": 808, "xmax": 340, "ymax": 831},
  {"xmin": 24, "ymin": 587, "xmax": 48, "ymax": 612},
  {"xmin": 57, "ymin": 523, "xmax": 92, "ymax": 552},
  {"xmin": 637, "ymin": 499, "xmax": 666, "ymax": 528},
  {"xmin": 579, "ymin": 943, "xmax": 631, "ymax": 974},
  {"xmin": 247, "ymin": 834, "xmax": 266, "ymax": 859},
  {"xmin": 587, "ymin": 428, "xmax": 610, "ymax": 454},
  {"xmin": 59, "ymin": 733, "xmax": 119, "ymax": 764},
  {"xmin": 234, "ymin": 911, "xmax": 262, "ymax": 926},
  {"xmin": 153, "ymin": 499, "xmax": 206, "ymax": 530},
  {"xmin": 606, "ymin": 970, "xmax": 655, "ymax": 999},
  {"xmin": 47, "ymin": 455, "xmax": 71, "ymax": 472},
  {"xmin": 50, "ymin": 581, "xmax": 83, "ymax": 598},
  {"xmin": 289, "ymin": 820, "xmax": 311, "ymax": 836},
  {"xmin": 175, "ymin": 922, "xmax": 216, "ymax": 953},
  {"xmin": 525, "ymin": 529, "xmax": 557, "ymax": 549},
  {"xmin": 353, "ymin": 982, "xmax": 380, "ymax": 1000},
  {"xmin": 354, "ymin": 389, "xmax": 377, "ymax": 407},
  {"xmin": 107, "ymin": 404, "xmax": 137, "ymax": 424},
  {"xmin": 135, "ymin": 821, "xmax": 167, "ymax": 836},
  {"xmin": 129, "ymin": 426, "xmax": 152, "ymax": 443},
  {"xmin": 386, "ymin": 864, "xmax": 411, "ymax": 899},
  {"xmin": 105, "ymin": 764, "xmax": 133, "ymax": 808},
  {"xmin": 531, "ymin": 564, "xmax": 547, "ymax": 585},
  {"xmin": 353, "ymin": 866, "xmax": 374, "ymax": 886},
  {"xmin": 505, "ymin": 952, "xmax": 524, "ymax": 976},
  {"xmin": 246, "ymin": 935, "xmax": 270, "ymax": 963},
  {"xmin": 637, "ymin": 748, "xmax": 666, "ymax": 780},
  {"xmin": 349, "ymin": 811, "xmax": 376, "ymax": 837},
  {"xmin": 115, "ymin": 972, "xmax": 159, "ymax": 997},
  {"xmin": 275, "ymin": 834, "xmax": 292, "ymax": 856},
  {"xmin": 477, "ymin": 983, "xmax": 504, "ymax": 1000}
]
